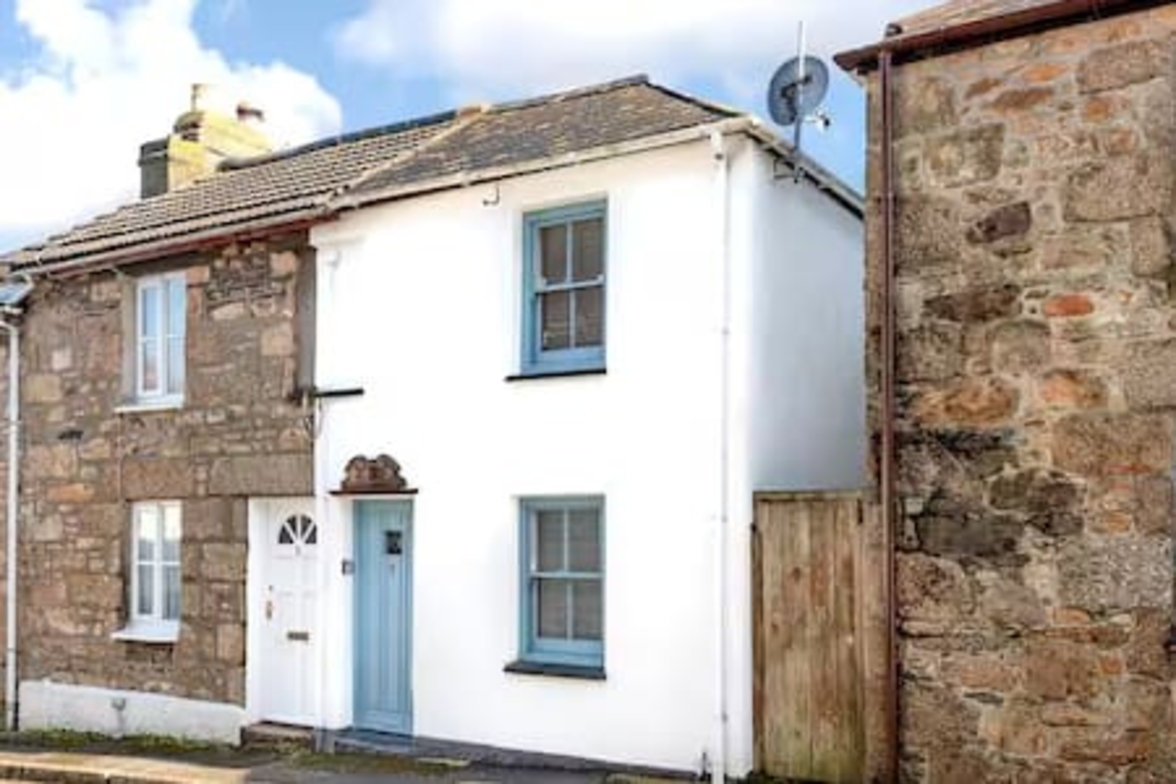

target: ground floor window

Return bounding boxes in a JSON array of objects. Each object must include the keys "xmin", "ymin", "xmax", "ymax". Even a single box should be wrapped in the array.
[
  {"xmin": 518, "ymin": 496, "xmax": 604, "ymax": 669},
  {"xmin": 117, "ymin": 500, "xmax": 181, "ymax": 642}
]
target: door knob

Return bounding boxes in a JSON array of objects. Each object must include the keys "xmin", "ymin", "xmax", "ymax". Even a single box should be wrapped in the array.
[{"xmin": 265, "ymin": 599, "xmax": 274, "ymax": 620}]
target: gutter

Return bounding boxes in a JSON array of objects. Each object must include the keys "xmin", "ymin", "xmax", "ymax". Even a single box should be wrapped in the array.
[{"xmin": 837, "ymin": 0, "xmax": 1160, "ymax": 72}]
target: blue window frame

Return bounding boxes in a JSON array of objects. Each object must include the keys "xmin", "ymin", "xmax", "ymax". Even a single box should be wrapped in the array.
[
  {"xmin": 519, "ymin": 497, "xmax": 604, "ymax": 668},
  {"xmin": 521, "ymin": 202, "xmax": 606, "ymax": 374}
]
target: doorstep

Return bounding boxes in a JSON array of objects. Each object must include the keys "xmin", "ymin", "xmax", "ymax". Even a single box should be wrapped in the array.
[
  {"xmin": 328, "ymin": 728, "xmax": 694, "ymax": 780},
  {"xmin": 0, "ymin": 749, "xmax": 247, "ymax": 784}
]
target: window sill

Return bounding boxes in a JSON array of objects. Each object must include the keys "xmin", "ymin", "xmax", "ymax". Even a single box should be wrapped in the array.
[
  {"xmin": 112, "ymin": 621, "xmax": 179, "ymax": 644},
  {"xmin": 114, "ymin": 397, "xmax": 184, "ymax": 415},
  {"xmin": 504, "ymin": 660, "xmax": 605, "ymax": 680},
  {"xmin": 505, "ymin": 367, "xmax": 606, "ymax": 382}
]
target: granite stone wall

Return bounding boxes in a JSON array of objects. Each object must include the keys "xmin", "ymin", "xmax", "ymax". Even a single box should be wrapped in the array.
[
  {"xmin": 10, "ymin": 235, "xmax": 313, "ymax": 709},
  {"xmin": 864, "ymin": 9, "xmax": 1176, "ymax": 781}
]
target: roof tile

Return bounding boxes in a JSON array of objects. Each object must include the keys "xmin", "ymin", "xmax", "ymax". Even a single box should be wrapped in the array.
[{"xmin": 891, "ymin": 0, "xmax": 1059, "ymax": 38}]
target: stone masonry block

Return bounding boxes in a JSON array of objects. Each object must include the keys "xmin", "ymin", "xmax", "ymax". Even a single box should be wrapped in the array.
[
  {"xmin": 208, "ymin": 453, "xmax": 312, "ymax": 496},
  {"xmin": 1065, "ymin": 154, "xmax": 1172, "ymax": 222},
  {"xmin": 914, "ymin": 376, "xmax": 1020, "ymax": 428},
  {"xmin": 1125, "ymin": 339, "xmax": 1176, "ymax": 409},
  {"xmin": 1078, "ymin": 40, "xmax": 1166, "ymax": 93},
  {"xmin": 896, "ymin": 76, "xmax": 958, "ymax": 138},
  {"xmin": 925, "ymin": 284, "xmax": 1021, "ymax": 323},
  {"xmin": 897, "ymin": 195, "xmax": 960, "ymax": 270},
  {"xmin": 925, "ymin": 125, "xmax": 1005, "ymax": 188},
  {"xmin": 120, "ymin": 459, "xmax": 195, "ymax": 500},
  {"xmin": 1053, "ymin": 414, "xmax": 1172, "ymax": 476},
  {"xmin": 1059, "ymin": 536, "xmax": 1171, "ymax": 612},
  {"xmin": 1129, "ymin": 217, "xmax": 1172, "ymax": 279}
]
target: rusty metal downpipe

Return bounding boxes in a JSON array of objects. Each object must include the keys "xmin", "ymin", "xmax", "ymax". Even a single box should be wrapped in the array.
[{"xmin": 878, "ymin": 47, "xmax": 900, "ymax": 784}]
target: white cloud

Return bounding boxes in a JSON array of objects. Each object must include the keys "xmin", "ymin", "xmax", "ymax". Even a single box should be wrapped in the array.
[
  {"xmin": 332, "ymin": 0, "xmax": 928, "ymax": 101},
  {"xmin": 0, "ymin": 0, "xmax": 341, "ymax": 249}
]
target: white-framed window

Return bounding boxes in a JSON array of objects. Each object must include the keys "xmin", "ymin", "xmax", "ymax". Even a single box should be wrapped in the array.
[
  {"xmin": 115, "ymin": 501, "xmax": 181, "ymax": 643},
  {"xmin": 135, "ymin": 273, "xmax": 186, "ymax": 402}
]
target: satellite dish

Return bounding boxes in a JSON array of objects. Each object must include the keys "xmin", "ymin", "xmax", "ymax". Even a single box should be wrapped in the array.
[{"xmin": 767, "ymin": 55, "xmax": 829, "ymax": 127}]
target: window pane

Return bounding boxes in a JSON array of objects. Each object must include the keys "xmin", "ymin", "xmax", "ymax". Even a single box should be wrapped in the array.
[
  {"xmin": 136, "ymin": 509, "xmax": 157, "ymax": 562},
  {"xmin": 539, "ymin": 224, "xmax": 567, "ymax": 286},
  {"xmin": 139, "ymin": 285, "xmax": 159, "ymax": 340},
  {"xmin": 166, "ymin": 278, "xmax": 185, "ymax": 337},
  {"xmin": 166, "ymin": 336, "xmax": 184, "ymax": 395},
  {"xmin": 568, "ymin": 508, "xmax": 600, "ymax": 572},
  {"xmin": 163, "ymin": 565, "xmax": 181, "ymax": 620},
  {"xmin": 572, "ymin": 218, "xmax": 603, "ymax": 282},
  {"xmin": 572, "ymin": 580, "xmax": 603, "ymax": 641},
  {"xmin": 535, "ymin": 510, "xmax": 564, "ymax": 572},
  {"xmin": 162, "ymin": 505, "xmax": 181, "ymax": 562},
  {"xmin": 137, "ymin": 565, "xmax": 154, "ymax": 616},
  {"xmin": 537, "ymin": 578, "xmax": 569, "ymax": 639},
  {"xmin": 540, "ymin": 291, "xmax": 571, "ymax": 351},
  {"xmin": 573, "ymin": 287, "xmax": 603, "ymax": 348},
  {"xmin": 140, "ymin": 340, "xmax": 159, "ymax": 392}
]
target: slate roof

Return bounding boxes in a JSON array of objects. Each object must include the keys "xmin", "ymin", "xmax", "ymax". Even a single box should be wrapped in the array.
[
  {"xmin": 836, "ymin": 0, "xmax": 1151, "ymax": 71},
  {"xmin": 891, "ymin": 0, "xmax": 1057, "ymax": 38},
  {"xmin": 7, "ymin": 76, "xmax": 741, "ymax": 271}
]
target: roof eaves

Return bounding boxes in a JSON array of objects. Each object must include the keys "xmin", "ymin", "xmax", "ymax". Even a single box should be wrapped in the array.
[
  {"xmin": 330, "ymin": 116, "xmax": 756, "ymax": 213},
  {"xmin": 19, "ymin": 209, "xmax": 332, "ymax": 277},
  {"xmin": 835, "ymin": 0, "xmax": 1157, "ymax": 72}
]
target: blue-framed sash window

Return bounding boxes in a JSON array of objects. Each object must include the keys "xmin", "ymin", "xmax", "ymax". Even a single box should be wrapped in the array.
[
  {"xmin": 521, "ymin": 202, "xmax": 606, "ymax": 373},
  {"xmin": 519, "ymin": 497, "xmax": 604, "ymax": 667}
]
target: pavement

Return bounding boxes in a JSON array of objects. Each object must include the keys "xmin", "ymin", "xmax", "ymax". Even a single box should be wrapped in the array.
[{"xmin": 0, "ymin": 748, "xmax": 688, "ymax": 783}]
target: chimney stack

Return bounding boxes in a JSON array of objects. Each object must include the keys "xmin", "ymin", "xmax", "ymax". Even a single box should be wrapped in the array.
[{"xmin": 138, "ymin": 83, "xmax": 272, "ymax": 198}]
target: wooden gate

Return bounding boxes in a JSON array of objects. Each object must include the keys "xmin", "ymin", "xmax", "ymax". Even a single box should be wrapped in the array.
[{"xmin": 752, "ymin": 492, "xmax": 889, "ymax": 783}]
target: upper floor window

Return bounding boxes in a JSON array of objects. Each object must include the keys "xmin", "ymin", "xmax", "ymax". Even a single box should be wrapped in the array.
[
  {"xmin": 136, "ymin": 273, "xmax": 186, "ymax": 402},
  {"xmin": 521, "ymin": 202, "xmax": 606, "ymax": 375}
]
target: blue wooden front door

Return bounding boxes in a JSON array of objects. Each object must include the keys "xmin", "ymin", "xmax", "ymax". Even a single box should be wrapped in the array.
[{"xmin": 354, "ymin": 500, "xmax": 412, "ymax": 734}]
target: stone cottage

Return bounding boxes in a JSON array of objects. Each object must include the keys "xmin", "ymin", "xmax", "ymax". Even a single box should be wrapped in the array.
[
  {"xmin": 0, "ymin": 94, "xmax": 317, "ymax": 739},
  {"xmin": 838, "ymin": 0, "xmax": 1176, "ymax": 780}
]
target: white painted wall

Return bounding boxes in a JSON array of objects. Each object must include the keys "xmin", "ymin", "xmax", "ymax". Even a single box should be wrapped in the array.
[
  {"xmin": 744, "ymin": 153, "xmax": 866, "ymax": 492},
  {"xmin": 21, "ymin": 680, "xmax": 243, "ymax": 744},
  {"xmin": 308, "ymin": 137, "xmax": 863, "ymax": 776}
]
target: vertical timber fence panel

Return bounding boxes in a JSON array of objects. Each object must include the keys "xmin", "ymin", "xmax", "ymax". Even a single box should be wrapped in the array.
[{"xmin": 753, "ymin": 492, "xmax": 888, "ymax": 783}]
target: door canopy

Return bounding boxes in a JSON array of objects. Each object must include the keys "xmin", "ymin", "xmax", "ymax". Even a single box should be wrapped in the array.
[{"xmin": 336, "ymin": 454, "xmax": 416, "ymax": 495}]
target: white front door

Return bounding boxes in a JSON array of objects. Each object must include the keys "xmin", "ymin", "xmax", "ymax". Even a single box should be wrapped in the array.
[{"xmin": 258, "ymin": 498, "xmax": 319, "ymax": 725}]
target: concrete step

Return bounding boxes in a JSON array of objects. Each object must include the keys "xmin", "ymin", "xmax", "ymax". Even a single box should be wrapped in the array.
[{"xmin": 241, "ymin": 722, "xmax": 315, "ymax": 752}]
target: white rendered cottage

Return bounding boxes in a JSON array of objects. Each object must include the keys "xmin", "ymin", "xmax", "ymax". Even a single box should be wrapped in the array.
[{"xmin": 298, "ymin": 77, "xmax": 864, "ymax": 778}]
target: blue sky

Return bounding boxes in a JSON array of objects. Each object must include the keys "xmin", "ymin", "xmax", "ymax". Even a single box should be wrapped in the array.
[{"xmin": 0, "ymin": 0, "xmax": 928, "ymax": 252}]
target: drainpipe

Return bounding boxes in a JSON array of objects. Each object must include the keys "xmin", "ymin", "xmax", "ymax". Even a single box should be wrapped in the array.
[
  {"xmin": 0, "ymin": 310, "xmax": 21, "ymax": 732},
  {"xmin": 878, "ymin": 48, "xmax": 900, "ymax": 784},
  {"xmin": 709, "ymin": 128, "xmax": 731, "ymax": 784}
]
